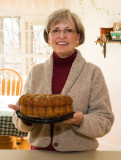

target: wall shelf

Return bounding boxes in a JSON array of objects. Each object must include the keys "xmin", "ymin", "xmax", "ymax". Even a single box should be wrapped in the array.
[{"xmin": 95, "ymin": 40, "xmax": 121, "ymax": 58}]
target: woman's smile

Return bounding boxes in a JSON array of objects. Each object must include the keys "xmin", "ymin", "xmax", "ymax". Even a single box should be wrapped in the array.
[{"xmin": 56, "ymin": 41, "xmax": 69, "ymax": 45}]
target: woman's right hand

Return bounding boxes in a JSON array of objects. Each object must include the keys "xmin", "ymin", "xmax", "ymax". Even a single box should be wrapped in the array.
[
  {"xmin": 8, "ymin": 104, "xmax": 32, "ymax": 125},
  {"xmin": 8, "ymin": 104, "xmax": 19, "ymax": 111}
]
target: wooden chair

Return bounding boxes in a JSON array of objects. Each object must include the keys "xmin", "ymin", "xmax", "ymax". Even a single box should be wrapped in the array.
[
  {"xmin": 0, "ymin": 68, "xmax": 23, "ymax": 96},
  {"xmin": 0, "ymin": 136, "xmax": 18, "ymax": 149},
  {"xmin": 0, "ymin": 68, "xmax": 23, "ymax": 149}
]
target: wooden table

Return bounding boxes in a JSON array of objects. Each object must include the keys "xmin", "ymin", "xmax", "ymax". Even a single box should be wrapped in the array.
[{"xmin": 0, "ymin": 150, "xmax": 121, "ymax": 160}]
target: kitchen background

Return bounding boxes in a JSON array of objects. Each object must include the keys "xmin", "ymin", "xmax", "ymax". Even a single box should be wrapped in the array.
[{"xmin": 0, "ymin": 0, "xmax": 121, "ymax": 150}]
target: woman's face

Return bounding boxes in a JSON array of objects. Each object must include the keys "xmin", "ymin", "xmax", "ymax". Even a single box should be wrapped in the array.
[{"xmin": 48, "ymin": 21, "xmax": 80, "ymax": 58}]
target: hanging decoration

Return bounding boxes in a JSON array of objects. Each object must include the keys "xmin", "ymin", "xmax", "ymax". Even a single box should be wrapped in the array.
[{"xmin": 79, "ymin": 0, "xmax": 121, "ymax": 16}]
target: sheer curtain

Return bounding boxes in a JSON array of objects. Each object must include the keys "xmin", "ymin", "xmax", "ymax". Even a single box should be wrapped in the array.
[
  {"xmin": 0, "ymin": 0, "xmax": 64, "ymax": 24},
  {"xmin": 0, "ymin": 0, "xmax": 63, "ymax": 9},
  {"xmin": 0, "ymin": 0, "xmax": 65, "ymax": 77}
]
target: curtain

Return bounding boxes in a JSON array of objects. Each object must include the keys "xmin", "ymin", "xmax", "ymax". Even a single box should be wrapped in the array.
[
  {"xmin": 0, "ymin": 0, "xmax": 64, "ymax": 24},
  {"xmin": 0, "ymin": 0, "xmax": 63, "ymax": 9}
]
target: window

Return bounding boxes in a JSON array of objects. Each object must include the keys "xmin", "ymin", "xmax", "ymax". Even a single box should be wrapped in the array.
[
  {"xmin": 0, "ymin": 17, "xmax": 21, "ymax": 72},
  {"xmin": 32, "ymin": 25, "xmax": 48, "ymax": 54},
  {"xmin": 0, "ymin": 17, "xmax": 50, "ymax": 79},
  {"xmin": 3, "ymin": 18, "xmax": 21, "ymax": 54}
]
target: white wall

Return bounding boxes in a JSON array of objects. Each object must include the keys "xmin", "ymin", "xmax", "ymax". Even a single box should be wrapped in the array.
[
  {"xmin": 98, "ymin": 92, "xmax": 121, "ymax": 151},
  {"xmin": 64, "ymin": 0, "xmax": 121, "ymax": 92},
  {"xmin": 63, "ymin": 0, "xmax": 121, "ymax": 150}
]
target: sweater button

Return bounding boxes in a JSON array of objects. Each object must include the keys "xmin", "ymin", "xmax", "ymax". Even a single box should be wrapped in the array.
[
  {"xmin": 54, "ymin": 143, "xmax": 58, "ymax": 147},
  {"xmin": 56, "ymin": 126, "xmax": 60, "ymax": 131}
]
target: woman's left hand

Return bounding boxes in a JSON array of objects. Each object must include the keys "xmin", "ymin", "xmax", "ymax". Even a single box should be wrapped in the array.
[{"xmin": 63, "ymin": 111, "xmax": 83, "ymax": 126}]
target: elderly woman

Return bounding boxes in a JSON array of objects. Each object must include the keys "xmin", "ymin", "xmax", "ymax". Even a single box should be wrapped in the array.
[{"xmin": 9, "ymin": 9, "xmax": 114, "ymax": 152}]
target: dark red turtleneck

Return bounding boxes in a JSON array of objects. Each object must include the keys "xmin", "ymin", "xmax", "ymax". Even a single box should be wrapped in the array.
[
  {"xmin": 31, "ymin": 50, "xmax": 77, "ymax": 151},
  {"xmin": 52, "ymin": 50, "xmax": 77, "ymax": 94}
]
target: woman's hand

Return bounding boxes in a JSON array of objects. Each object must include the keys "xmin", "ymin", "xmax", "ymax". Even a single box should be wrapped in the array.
[
  {"xmin": 8, "ymin": 104, "xmax": 19, "ymax": 111},
  {"xmin": 63, "ymin": 111, "xmax": 83, "ymax": 126}
]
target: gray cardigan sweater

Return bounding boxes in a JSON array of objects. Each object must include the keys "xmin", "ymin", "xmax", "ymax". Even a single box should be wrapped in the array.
[{"xmin": 13, "ymin": 50, "xmax": 114, "ymax": 152}]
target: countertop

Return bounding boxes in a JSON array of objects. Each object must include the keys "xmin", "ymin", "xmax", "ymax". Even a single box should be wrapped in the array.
[{"xmin": 0, "ymin": 150, "xmax": 121, "ymax": 160}]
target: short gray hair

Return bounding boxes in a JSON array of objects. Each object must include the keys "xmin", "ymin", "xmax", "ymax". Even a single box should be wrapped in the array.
[{"xmin": 44, "ymin": 9, "xmax": 85, "ymax": 45}]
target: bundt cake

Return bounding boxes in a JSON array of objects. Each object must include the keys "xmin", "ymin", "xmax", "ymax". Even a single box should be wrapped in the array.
[{"xmin": 19, "ymin": 94, "xmax": 73, "ymax": 118}]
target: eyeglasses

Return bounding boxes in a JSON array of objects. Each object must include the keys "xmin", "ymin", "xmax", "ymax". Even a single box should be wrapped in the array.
[{"xmin": 49, "ymin": 28, "xmax": 76, "ymax": 36}]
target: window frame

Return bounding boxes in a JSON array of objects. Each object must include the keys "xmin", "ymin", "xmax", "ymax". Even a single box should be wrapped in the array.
[{"xmin": 0, "ymin": 13, "xmax": 50, "ymax": 79}]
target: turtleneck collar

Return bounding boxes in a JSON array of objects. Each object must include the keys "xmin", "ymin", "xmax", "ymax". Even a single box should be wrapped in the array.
[{"xmin": 53, "ymin": 50, "xmax": 77, "ymax": 64}]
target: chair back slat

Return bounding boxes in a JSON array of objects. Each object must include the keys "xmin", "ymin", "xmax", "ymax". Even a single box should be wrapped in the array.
[
  {"xmin": 7, "ymin": 72, "xmax": 11, "ymax": 96},
  {"xmin": 0, "ymin": 69, "xmax": 23, "ymax": 96},
  {"xmin": 2, "ymin": 76, "xmax": 5, "ymax": 96},
  {"xmin": 16, "ymin": 78, "xmax": 20, "ymax": 96},
  {"xmin": 12, "ymin": 76, "xmax": 15, "ymax": 96},
  {"xmin": 7, "ymin": 78, "xmax": 11, "ymax": 96}
]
